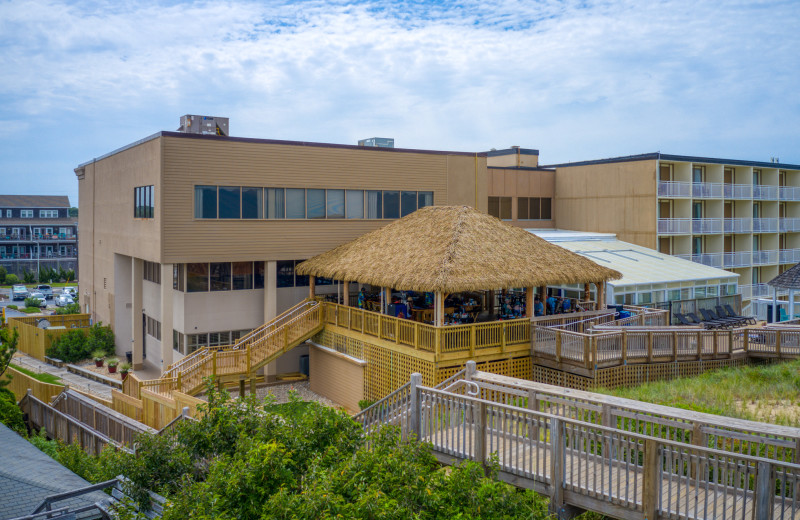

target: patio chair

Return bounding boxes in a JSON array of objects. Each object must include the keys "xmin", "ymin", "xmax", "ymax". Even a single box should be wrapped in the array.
[
  {"xmin": 708, "ymin": 307, "xmax": 748, "ymax": 327},
  {"xmin": 723, "ymin": 304, "xmax": 757, "ymax": 325},
  {"xmin": 674, "ymin": 313, "xmax": 696, "ymax": 326},
  {"xmin": 688, "ymin": 311, "xmax": 725, "ymax": 329},
  {"xmin": 699, "ymin": 309, "xmax": 738, "ymax": 328}
]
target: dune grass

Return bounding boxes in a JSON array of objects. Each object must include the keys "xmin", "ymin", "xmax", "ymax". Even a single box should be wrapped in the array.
[{"xmin": 595, "ymin": 359, "xmax": 800, "ymax": 426}]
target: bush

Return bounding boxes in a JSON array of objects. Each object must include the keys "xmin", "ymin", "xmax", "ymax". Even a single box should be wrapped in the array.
[
  {"xmin": 54, "ymin": 303, "xmax": 81, "ymax": 315},
  {"xmin": 6, "ymin": 305, "xmax": 17, "ymax": 310},
  {"xmin": 46, "ymin": 323, "xmax": 115, "ymax": 363},
  {"xmin": 5, "ymin": 274, "xmax": 19, "ymax": 285},
  {"xmin": 22, "ymin": 307, "xmax": 41, "ymax": 314},
  {"xmin": 23, "ymin": 270, "xmax": 35, "ymax": 284},
  {"xmin": 0, "ymin": 266, "xmax": 6, "ymax": 285},
  {"xmin": 0, "ymin": 387, "xmax": 25, "ymax": 435},
  {"xmin": 24, "ymin": 297, "xmax": 42, "ymax": 308}
]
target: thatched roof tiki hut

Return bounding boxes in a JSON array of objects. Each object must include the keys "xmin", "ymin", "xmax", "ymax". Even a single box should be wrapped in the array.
[{"xmin": 296, "ymin": 205, "xmax": 621, "ymax": 325}]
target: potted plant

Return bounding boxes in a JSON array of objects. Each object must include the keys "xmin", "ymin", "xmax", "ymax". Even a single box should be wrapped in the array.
[
  {"xmin": 119, "ymin": 362, "xmax": 132, "ymax": 380},
  {"xmin": 93, "ymin": 350, "xmax": 106, "ymax": 367},
  {"xmin": 107, "ymin": 358, "xmax": 119, "ymax": 374}
]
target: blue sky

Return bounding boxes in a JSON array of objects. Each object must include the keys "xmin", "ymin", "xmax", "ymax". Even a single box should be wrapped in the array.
[{"xmin": 2, "ymin": 0, "xmax": 799, "ymax": 205}]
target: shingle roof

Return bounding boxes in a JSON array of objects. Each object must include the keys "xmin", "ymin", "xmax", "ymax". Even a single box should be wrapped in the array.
[
  {"xmin": 767, "ymin": 264, "xmax": 800, "ymax": 290},
  {"xmin": 0, "ymin": 195, "xmax": 71, "ymax": 208}
]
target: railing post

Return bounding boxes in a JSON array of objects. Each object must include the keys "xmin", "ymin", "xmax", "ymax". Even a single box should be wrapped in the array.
[
  {"xmin": 755, "ymin": 460, "xmax": 774, "ymax": 519},
  {"xmin": 672, "ymin": 331, "xmax": 679, "ymax": 362},
  {"xmin": 548, "ymin": 417, "xmax": 565, "ymax": 517},
  {"xmin": 584, "ymin": 336, "xmax": 591, "ymax": 370},
  {"xmin": 555, "ymin": 331, "xmax": 562, "ymax": 363},
  {"xmin": 475, "ymin": 400, "xmax": 487, "ymax": 470},
  {"xmin": 414, "ymin": 323, "xmax": 419, "ymax": 350},
  {"xmin": 646, "ymin": 331, "xmax": 653, "ymax": 363},
  {"xmin": 777, "ymin": 330, "xmax": 782, "ymax": 358},
  {"xmin": 246, "ymin": 344, "xmax": 251, "ymax": 373},
  {"xmin": 697, "ymin": 330, "xmax": 703, "ymax": 360},
  {"xmin": 527, "ymin": 390, "xmax": 539, "ymax": 440},
  {"xmin": 643, "ymin": 438, "xmax": 659, "ymax": 520},
  {"xmin": 212, "ymin": 350, "xmax": 217, "ymax": 376},
  {"xmin": 465, "ymin": 360, "xmax": 476, "ymax": 381},
  {"xmin": 500, "ymin": 322, "xmax": 506, "ymax": 353},
  {"xmin": 435, "ymin": 328, "xmax": 441, "ymax": 358},
  {"xmin": 408, "ymin": 373, "xmax": 422, "ymax": 441},
  {"xmin": 601, "ymin": 404, "xmax": 612, "ymax": 458},
  {"xmin": 470, "ymin": 325, "xmax": 476, "ymax": 358}
]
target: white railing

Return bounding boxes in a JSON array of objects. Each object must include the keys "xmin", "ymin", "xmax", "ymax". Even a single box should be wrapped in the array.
[
  {"xmin": 657, "ymin": 181, "xmax": 691, "ymax": 198},
  {"xmin": 753, "ymin": 184, "xmax": 779, "ymax": 200},
  {"xmin": 688, "ymin": 252, "xmax": 723, "ymax": 268},
  {"xmin": 780, "ymin": 248, "xmax": 800, "ymax": 264},
  {"xmin": 723, "ymin": 251, "xmax": 751, "ymax": 268},
  {"xmin": 692, "ymin": 181, "xmax": 723, "ymax": 198},
  {"xmin": 723, "ymin": 217, "xmax": 751, "ymax": 233},
  {"xmin": 780, "ymin": 218, "xmax": 800, "ymax": 232},
  {"xmin": 657, "ymin": 218, "xmax": 691, "ymax": 235},
  {"xmin": 691, "ymin": 218, "xmax": 722, "ymax": 234},
  {"xmin": 753, "ymin": 217, "xmax": 778, "ymax": 233},
  {"xmin": 780, "ymin": 186, "xmax": 800, "ymax": 201},
  {"xmin": 723, "ymin": 183, "xmax": 752, "ymax": 199},
  {"xmin": 740, "ymin": 283, "xmax": 772, "ymax": 300},
  {"xmin": 753, "ymin": 249, "xmax": 778, "ymax": 265}
]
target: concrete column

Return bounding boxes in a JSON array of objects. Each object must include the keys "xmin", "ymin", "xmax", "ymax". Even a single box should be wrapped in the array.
[
  {"xmin": 160, "ymin": 263, "xmax": 173, "ymax": 370},
  {"xmin": 525, "ymin": 287, "xmax": 534, "ymax": 318},
  {"xmin": 342, "ymin": 281, "xmax": 350, "ymax": 306},
  {"xmin": 264, "ymin": 261, "xmax": 277, "ymax": 322},
  {"xmin": 131, "ymin": 258, "xmax": 143, "ymax": 370}
]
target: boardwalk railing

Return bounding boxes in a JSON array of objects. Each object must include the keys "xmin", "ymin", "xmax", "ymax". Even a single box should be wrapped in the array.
[{"xmin": 360, "ymin": 370, "xmax": 800, "ymax": 520}]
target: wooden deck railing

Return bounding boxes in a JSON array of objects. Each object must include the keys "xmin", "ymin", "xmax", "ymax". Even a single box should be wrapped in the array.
[{"xmin": 359, "ymin": 370, "xmax": 800, "ymax": 520}]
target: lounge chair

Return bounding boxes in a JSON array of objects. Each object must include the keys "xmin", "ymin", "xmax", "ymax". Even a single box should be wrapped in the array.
[
  {"xmin": 699, "ymin": 309, "xmax": 739, "ymax": 328},
  {"xmin": 718, "ymin": 305, "xmax": 756, "ymax": 325},
  {"xmin": 674, "ymin": 313, "xmax": 697, "ymax": 326},
  {"xmin": 688, "ymin": 311, "xmax": 726, "ymax": 329},
  {"xmin": 708, "ymin": 307, "xmax": 748, "ymax": 327}
]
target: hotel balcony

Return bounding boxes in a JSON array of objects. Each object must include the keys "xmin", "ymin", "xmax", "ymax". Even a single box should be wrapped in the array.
[
  {"xmin": 752, "ymin": 218, "xmax": 778, "ymax": 233},
  {"xmin": 723, "ymin": 218, "xmax": 751, "ymax": 233},
  {"xmin": 779, "ymin": 218, "xmax": 800, "ymax": 232},
  {"xmin": 740, "ymin": 283, "xmax": 772, "ymax": 300},
  {"xmin": 723, "ymin": 184, "xmax": 753, "ymax": 199},
  {"xmin": 779, "ymin": 248, "xmax": 800, "ymax": 264},
  {"xmin": 691, "ymin": 182, "xmax": 723, "ymax": 198},
  {"xmin": 753, "ymin": 249, "xmax": 778, "ymax": 265},
  {"xmin": 692, "ymin": 218, "xmax": 722, "ymax": 234},
  {"xmin": 780, "ymin": 186, "xmax": 800, "ymax": 201},
  {"xmin": 723, "ymin": 251, "xmax": 752, "ymax": 268},
  {"xmin": 753, "ymin": 185, "xmax": 779, "ymax": 200},
  {"xmin": 657, "ymin": 181, "xmax": 691, "ymax": 198},
  {"xmin": 657, "ymin": 218, "xmax": 691, "ymax": 235}
]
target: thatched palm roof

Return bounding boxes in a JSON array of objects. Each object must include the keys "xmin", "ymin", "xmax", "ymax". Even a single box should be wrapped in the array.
[
  {"xmin": 768, "ymin": 263, "xmax": 800, "ymax": 290},
  {"xmin": 296, "ymin": 205, "xmax": 621, "ymax": 293}
]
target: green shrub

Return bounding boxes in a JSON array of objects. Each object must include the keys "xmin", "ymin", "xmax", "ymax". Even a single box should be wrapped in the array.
[
  {"xmin": 5, "ymin": 274, "xmax": 19, "ymax": 285},
  {"xmin": 0, "ymin": 387, "xmax": 25, "ymax": 435},
  {"xmin": 54, "ymin": 303, "xmax": 81, "ymax": 315},
  {"xmin": 6, "ymin": 305, "xmax": 17, "ymax": 310},
  {"xmin": 358, "ymin": 399, "xmax": 375, "ymax": 410},
  {"xmin": 0, "ymin": 266, "xmax": 6, "ymax": 285},
  {"xmin": 22, "ymin": 307, "xmax": 40, "ymax": 314},
  {"xmin": 23, "ymin": 270, "xmax": 35, "ymax": 284},
  {"xmin": 24, "ymin": 297, "xmax": 42, "ymax": 308},
  {"xmin": 46, "ymin": 329, "xmax": 89, "ymax": 362}
]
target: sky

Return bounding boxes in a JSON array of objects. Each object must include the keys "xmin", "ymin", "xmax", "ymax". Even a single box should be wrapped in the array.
[{"xmin": 1, "ymin": 0, "xmax": 799, "ymax": 205}]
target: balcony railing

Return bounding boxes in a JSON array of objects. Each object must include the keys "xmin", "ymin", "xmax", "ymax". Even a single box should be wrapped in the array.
[
  {"xmin": 691, "ymin": 218, "xmax": 722, "ymax": 234},
  {"xmin": 753, "ymin": 249, "xmax": 778, "ymax": 265},
  {"xmin": 753, "ymin": 184, "xmax": 779, "ymax": 200},
  {"xmin": 779, "ymin": 248, "xmax": 800, "ymax": 264},
  {"xmin": 723, "ymin": 217, "xmax": 751, "ymax": 233},
  {"xmin": 723, "ymin": 183, "xmax": 752, "ymax": 199},
  {"xmin": 752, "ymin": 218, "xmax": 778, "ymax": 233},
  {"xmin": 740, "ymin": 283, "xmax": 772, "ymax": 300},
  {"xmin": 657, "ymin": 218, "xmax": 691, "ymax": 235},
  {"xmin": 692, "ymin": 182, "xmax": 723, "ymax": 198},
  {"xmin": 779, "ymin": 186, "xmax": 800, "ymax": 201},
  {"xmin": 779, "ymin": 218, "xmax": 800, "ymax": 232},
  {"xmin": 0, "ymin": 234, "xmax": 76, "ymax": 242},
  {"xmin": 723, "ymin": 251, "xmax": 752, "ymax": 268},
  {"xmin": 657, "ymin": 181, "xmax": 691, "ymax": 198}
]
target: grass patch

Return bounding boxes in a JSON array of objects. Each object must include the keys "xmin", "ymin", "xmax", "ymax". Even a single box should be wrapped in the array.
[
  {"xmin": 595, "ymin": 360, "xmax": 800, "ymax": 426},
  {"xmin": 21, "ymin": 307, "xmax": 44, "ymax": 313},
  {"xmin": 9, "ymin": 363, "xmax": 63, "ymax": 385}
]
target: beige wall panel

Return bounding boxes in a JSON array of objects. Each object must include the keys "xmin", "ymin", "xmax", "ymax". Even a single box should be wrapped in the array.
[
  {"xmin": 446, "ymin": 154, "xmax": 486, "ymax": 210},
  {"xmin": 540, "ymin": 171, "xmax": 555, "ymax": 195},
  {"xmin": 504, "ymin": 171, "xmax": 516, "ymax": 196},
  {"xmin": 487, "ymin": 155, "xmax": 518, "ymax": 168},
  {"xmin": 517, "ymin": 172, "xmax": 530, "ymax": 196},
  {"xmin": 490, "ymin": 170, "xmax": 505, "ymax": 196},
  {"xmin": 182, "ymin": 289, "xmax": 265, "ymax": 333},
  {"xmin": 309, "ymin": 344, "xmax": 364, "ymax": 413}
]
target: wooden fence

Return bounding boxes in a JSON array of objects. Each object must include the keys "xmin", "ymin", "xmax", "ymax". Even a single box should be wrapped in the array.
[
  {"xmin": 2, "ymin": 366, "xmax": 64, "ymax": 403},
  {"xmin": 8, "ymin": 314, "xmax": 91, "ymax": 360},
  {"xmin": 112, "ymin": 383, "xmax": 205, "ymax": 430},
  {"xmin": 51, "ymin": 389, "xmax": 154, "ymax": 446}
]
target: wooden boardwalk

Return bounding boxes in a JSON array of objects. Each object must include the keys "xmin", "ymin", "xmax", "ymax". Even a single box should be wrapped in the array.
[{"xmin": 358, "ymin": 366, "xmax": 800, "ymax": 520}]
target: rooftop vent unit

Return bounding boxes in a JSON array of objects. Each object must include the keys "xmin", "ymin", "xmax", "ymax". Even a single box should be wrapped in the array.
[
  {"xmin": 358, "ymin": 137, "xmax": 394, "ymax": 148},
  {"xmin": 178, "ymin": 115, "xmax": 229, "ymax": 136}
]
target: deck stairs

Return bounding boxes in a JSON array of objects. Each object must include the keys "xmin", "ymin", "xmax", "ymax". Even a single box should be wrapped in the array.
[{"xmin": 145, "ymin": 299, "xmax": 324, "ymax": 396}]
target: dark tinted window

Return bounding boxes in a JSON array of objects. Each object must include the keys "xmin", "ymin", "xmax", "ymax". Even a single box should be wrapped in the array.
[
  {"xmin": 232, "ymin": 262, "xmax": 253, "ymax": 290},
  {"xmin": 383, "ymin": 191, "xmax": 399, "ymax": 218},
  {"xmin": 187, "ymin": 263, "xmax": 209, "ymax": 292},
  {"xmin": 241, "ymin": 188, "xmax": 263, "ymax": 219},
  {"xmin": 210, "ymin": 262, "xmax": 231, "ymax": 291},
  {"xmin": 194, "ymin": 186, "xmax": 217, "ymax": 219},
  {"xmin": 401, "ymin": 191, "xmax": 417, "ymax": 217},
  {"xmin": 219, "ymin": 187, "xmax": 241, "ymax": 219}
]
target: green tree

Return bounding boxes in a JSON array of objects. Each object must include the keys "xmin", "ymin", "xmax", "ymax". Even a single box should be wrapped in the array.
[
  {"xmin": 0, "ymin": 326, "xmax": 19, "ymax": 388},
  {"xmin": 5, "ymin": 273, "xmax": 19, "ymax": 285},
  {"xmin": 65, "ymin": 269, "xmax": 76, "ymax": 282},
  {"xmin": 69, "ymin": 207, "xmax": 78, "ymax": 217},
  {"xmin": 22, "ymin": 270, "xmax": 35, "ymax": 284},
  {"xmin": 0, "ymin": 265, "xmax": 6, "ymax": 284},
  {"xmin": 55, "ymin": 303, "xmax": 81, "ymax": 315}
]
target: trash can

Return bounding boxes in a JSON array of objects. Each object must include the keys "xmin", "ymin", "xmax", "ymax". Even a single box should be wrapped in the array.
[
  {"xmin": 125, "ymin": 351, "xmax": 133, "ymax": 363},
  {"xmin": 299, "ymin": 354, "xmax": 309, "ymax": 376}
]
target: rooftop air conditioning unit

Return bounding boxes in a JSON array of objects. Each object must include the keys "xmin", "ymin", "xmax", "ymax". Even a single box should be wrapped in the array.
[{"xmin": 178, "ymin": 115, "xmax": 229, "ymax": 136}]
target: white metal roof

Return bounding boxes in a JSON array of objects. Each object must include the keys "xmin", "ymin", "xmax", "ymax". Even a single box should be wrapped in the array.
[{"xmin": 528, "ymin": 229, "xmax": 739, "ymax": 288}]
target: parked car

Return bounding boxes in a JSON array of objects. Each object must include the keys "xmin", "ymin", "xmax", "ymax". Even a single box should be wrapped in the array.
[
  {"xmin": 27, "ymin": 291, "xmax": 47, "ymax": 308},
  {"xmin": 62, "ymin": 286, "xmax": 78, "ymax": 297},
  {"xmin": 35, "ymin": 284, "xmax": 53, "ymax": 299},
  {"xmin": 55, "ymin": 294, "xmax": 74, "ymax": 307},
  {"xmin": 11, "ymin": 285, "xmax": 28, "ymax": 301}
]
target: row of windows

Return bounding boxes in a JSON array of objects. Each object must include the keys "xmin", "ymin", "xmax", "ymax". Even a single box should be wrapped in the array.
[
  {"xmin": 146, "ymin": 315, "xmax": 161, "ymax": 340},
  {"xmin": 0, "ymin": 227, "xmax": 74, "ymax": 237},
  {"xmin": 143, "ymin": 261, "xmax": 161, "ymax": 284},
  {"xmin": 1, "ymin": 209, "xmax": 61, "ymax": 219},
  {"xmin": 194, "ymin": 186, "xmax": 434, "ymax": 220},
  {"xmin": 185, "ymin": 261, "xmax": 266, "ymax": 292},
  {"xmin": 178, "ymin": 329, "xmax": 252, "ymax": 355},
  {"xmin": 134, "ymin": 186, "xmax": 155, "ymax": 219},
  {"xmin": 488, "ymin": 197, "xmax": 553, "ymax": 220}
]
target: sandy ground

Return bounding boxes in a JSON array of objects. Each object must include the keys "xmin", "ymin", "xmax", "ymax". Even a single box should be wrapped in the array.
[
  {"xmin": 740, "ymin": 399, "xmax": 800, "ymax": 425},
  {"xmin": 75, "ymin": 360, "xmax": 127, "ymax": 381}
]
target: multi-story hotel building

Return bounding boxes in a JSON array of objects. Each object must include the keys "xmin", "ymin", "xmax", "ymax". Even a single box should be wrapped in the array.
[
  {"xmin": 551, "ymin": 153, "xmax": 800, "ymax": 311},
  {"xmin": 75, "ymin": 119, "xmax": 505, "ymax": 374},
  {"xmin": 0, "ymin": 195, "xmax": 78, "ymax": 278}
]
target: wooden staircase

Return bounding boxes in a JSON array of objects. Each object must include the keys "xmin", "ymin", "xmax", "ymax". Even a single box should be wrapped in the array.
[{"xmin": 141, "ymin": 299, "xmax": 324, "ymax": 397}]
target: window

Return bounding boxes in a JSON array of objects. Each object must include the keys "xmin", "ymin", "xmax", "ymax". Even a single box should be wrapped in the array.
[
  {"xmin": 38, "ymin": 209, "xmax": 58, "ymax": 218},
  {"xmin": 194, "ymin": 186, "xmax": 217, "ymax": 219},
  {"xmin": 173, "ymin": 264, "xmax": 185, "ymax": 291},
  {"xmin": 488, "ymin": 197, "xmax": 511, "ymax": 219},
  {"xmin": 265, "ymin": 188, "xmax": 285, "ymax": 219},
  {"xmin": 306, "ymin": 189, "xmax": 325, "ymax": 219},
  {"xmin": 242, "ymin": 187, "xmax": 263, "ymax": 219},
  {"xmin": 232, "ymin": 262, "xmax": 253, "ymax": 290},
  {"xmin": 146, "ymin": 315, "xmax": 161, "ymax": 340},
  {"xmin": 173, "ymin": 330, "xmax": 185, "ymax": 354},
  {"xmin": 516, "ymin": 197, "xmax": 551, "ymax": 220},
  {"xmin": 134, "ymin": 186, "xmax": 154, "ymax": 218},
  {"xmin": 21, "ymin": 210, "xmax": 33, "ymax": 218},
  {"xmin": 295, "ymin": 260, "xmax": 309, "ymax": 287},
  {"xmin": 277, "ymin": 260, "xmax": 295, "ymax": 287},
  {"xmin": 383, "ymin": 191, "xmax": 400, "ymax": 218},
  {"xmin": 400, "ymin": 191, "xmax": 417, "ymax": 217},
  {"xmin": 366, "ymin": 191, "xmax": 382, "ymax": 219},
  {"xmin": 418, "ymin": 192, "xmax": 433, "ymax": 208},
  {"xmin": 326, "ymin": 189, "xmax": 344, "ymax": 219},
  {"xmin": 143, "ymin": 261, "xmax": 161, "ymax": 284},
  {"xmin": 187, "ymin": 263, "xmax": 209, "ymax": 292},
  {"xmin": 218, "ymin": 186, "xmax": 241, "ymax": 219},
  {"xmin": 346, "ymin": 190, "xmax": 364, "ymax": 219},
  {"xmin": 210, "ymin": 262, "xmax": 231, "ymax": 291},
  {"xmin": 285, "ymin": 189, "xmax": 306, "ymax": 219},
  {"xmin": 5, "ymin": 210, "xmax": 10, "ymax": 218},
  {"xmin": 254, "ymin": 261, "xmax": 265, "ymax": 289}
]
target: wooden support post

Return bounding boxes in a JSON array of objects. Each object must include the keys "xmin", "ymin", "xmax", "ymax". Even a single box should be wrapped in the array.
[
  {"xmin": 584, "ymin": 336, "xmax": 591, "ymax": 370},
  {"xmin": 777, "ymin": 330, "xmax": 782, "ymax": 358},
  {"xmin": 342, "ymin": 280, "xmax": 349, "ymax": 306},
  {"xmin": 584, "ymin": 283, "xmax": 591, "ymax": 302},
  {"xmin": 697, "ymin": 330, "xmax": 703, "ymax": 360},
  {"xmin": 755, "ymin": 460, "xmax": 774, "ymax": 520},
  {"xmin": 541, "ymin": 286, "xmax": 548, "ymax": 315},
  {"xmin": 527, "ymin": 390, "xmax": 539, "ymax": 440},
  {"xmin": 601, "ymin": 404, "xmax": 612, "ymax": 458},
  {"xmin": 525, "ymin": 287, "xmax": 534, "ymax": 318},
  {"xmin": 672, "ymin": 330, "xmax": 678, "ymax": 362},
  {"xmin": 555, "ymin": 331, "xmax": 562, "ymax": 363},
  {"xmin": 408, "ymin": 373, "xmax": 422, "ymax": 441},
  {"xmin": 238, "ymin": 378, "xmax": 245, "ymax": 397},
  {"xmin": 642, "ymin": 439, "xmax": 659, "ymax": 520},
  {"xmin": 308, "ymin": 276, "xmax": 315, "ymax": 299},
  {"xmin": 249, "ymin": 377, "xmax": 256, "ymax": 395},
  {"xmin": 500, "ymin": 322, "xmax": 506, "ymax": 353},
  {"xmin": 475, "ymin": 400, "xmax": 487, "ymax": 469},
  {"xmin": 212, "ymin": 350, "xmax": 217, "ymax": 377},
  {"xmin": 691, "ymin": 422, "xmax": 705, "ymax": 479},
  {"xmin": 549, "ymin": 417, "xmax": 565, "ymax": 516},
  {"xmin": 465, "ymin": 360, "xmax": 476, "ymax": 380},
  {"xmin": 596, "ymin": 282, "xmax": 605, "ymax": 310}
]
